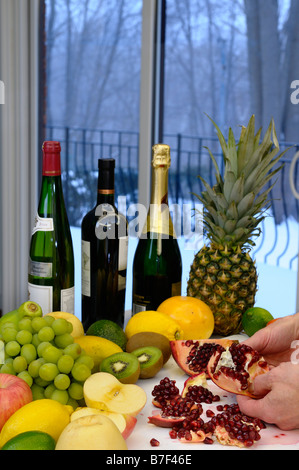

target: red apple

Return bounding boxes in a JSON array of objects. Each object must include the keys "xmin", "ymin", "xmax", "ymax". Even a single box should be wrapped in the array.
[{"xmin": 0, "ymin": 374, "xmax": 33, "ymax": 431}]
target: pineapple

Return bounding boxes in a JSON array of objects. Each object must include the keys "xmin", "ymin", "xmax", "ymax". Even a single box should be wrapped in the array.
[{"xmin": 187, "ymin": 115, "xmax": 289, "ymax": 336}]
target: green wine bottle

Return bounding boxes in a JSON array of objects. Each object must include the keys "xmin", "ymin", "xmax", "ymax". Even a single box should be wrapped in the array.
[
  {"xmin": 28, "ymin": 141, "xmax": 75, "ymax": 314},
  {"xmin": 132, "ymin": 144, "xmax": 182, "ymax": 315}
]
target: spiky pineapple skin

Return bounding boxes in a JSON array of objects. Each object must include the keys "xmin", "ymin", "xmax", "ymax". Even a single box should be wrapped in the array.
[{"xmin": 187, "ymin": 245, "xmax": 257, "ymax": 336}]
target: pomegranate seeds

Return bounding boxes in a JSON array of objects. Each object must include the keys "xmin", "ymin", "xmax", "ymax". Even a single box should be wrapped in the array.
[
  {"xmin": 149, "ymin": 377, "xmax": 266, "ymax": 448},
  {"xmin": 207, "ymin": 343, "xmax": 269, "ymax": 397},
  {"xmin": 151, "ymin": 377, "xmax": 180, "ymax": 408}
]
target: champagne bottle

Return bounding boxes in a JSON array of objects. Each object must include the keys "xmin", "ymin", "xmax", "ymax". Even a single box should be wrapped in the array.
[
  {"xmin": 28, "ymin": 141, "xmax": 75, "ymax": 315},
  {"xmin": 132, "ymin": 144, "xmax": 182, "ymax": 315},
  {"xmin": 81, "ymin": 158, "xmax": 128, "ymax": 331}
]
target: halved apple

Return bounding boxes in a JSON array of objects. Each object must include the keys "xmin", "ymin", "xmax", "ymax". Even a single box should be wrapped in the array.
[
  {"xmin": 83, "ymin": 372, "xmax": 147, "ymax": 417},
  {"xmin": 71, "ymin": 406, "xmax": 137, "ymax": 439}
]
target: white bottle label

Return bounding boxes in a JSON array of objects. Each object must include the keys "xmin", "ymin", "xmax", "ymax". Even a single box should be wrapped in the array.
[
  {"xmin": 61, "ymin": 286, "xmax": 75, "ymax": 314},
  {"xmin": 81, "ymin": 240, "xmax": 91, "ymax": 297},
  {"xmin": 28, "ymin": 283, "xmax": 53, "ymax": 315},
  {"xmin": 32, "ymin": 213, "xmax": 54, "ymax": 235},
  {"xmin": 119, "ymin": 235, "xmax": 128, "ymax": 271},
  {"xmin": 29, "ymin": 259, "xmax": 53, "ymax": 278}
]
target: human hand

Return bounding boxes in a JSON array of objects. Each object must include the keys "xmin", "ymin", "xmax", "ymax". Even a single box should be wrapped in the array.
[
  {"xmin": 242, "ymin": 313, "xmax": 299, "ymax": 366},
  {"xmin": 237, "ymin": 361, "xmax": 299, "ymax": 430}
]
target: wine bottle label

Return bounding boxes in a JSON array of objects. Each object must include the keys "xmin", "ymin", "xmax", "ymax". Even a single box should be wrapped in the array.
[
  {"xmin": 132, "ymin": 303, "xmax": 147, "ymax": 315},
  {"xmin": 61, "ymin": 286, "xmax": 75, "ymax": 314},
  {"xmin": 81, "ymin": 240, "xmax": 91, "ymax": 297},
  {"xmin": 32, "ymin": 213, "xmax": 54, "ymax": 235},
  {"xmin": 119, "ymin": 234, "xmax": 128, "ymax": 272},
  {"xmin": 29, "ymin": 259, "xmax": 53, "ymax": 278},
  {"xmin": 28, "ymin": 283, "xmax": 53, "ymax": 315}
]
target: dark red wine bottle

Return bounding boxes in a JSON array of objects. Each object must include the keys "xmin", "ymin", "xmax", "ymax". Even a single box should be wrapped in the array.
[{"xmin": 81, "ymin": 158, "xmax": 128, "ymax": 331}]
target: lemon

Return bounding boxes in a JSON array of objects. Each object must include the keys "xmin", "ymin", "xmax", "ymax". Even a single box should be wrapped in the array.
[
  {"xmin": 45, "ymin": 311, "xmax": 84, "ymax": 338},
  {"xmin": 242, "ymin": 307, "xmax": 274, "ymax": 337},
  {"xmin": 74, "ymin": 335, "xmax": 123, "ymax": 371},
  {"xmin": 0, "ymin": 399, "xmax": 72, "ymax": 448},
  {"xmin": 1, "ymin": 431, "xmax": 56, "ymax": 450},
  {"xmin": 86, "ymin": 319, "xmax": 127, "ymax": 350},
  {"xmin": 157, "ymin": 296, "xmax": 214, "ymax": 340},
  {"xmin": 125, "ymin": 310, "xmax": 183, "ymax": 341}
]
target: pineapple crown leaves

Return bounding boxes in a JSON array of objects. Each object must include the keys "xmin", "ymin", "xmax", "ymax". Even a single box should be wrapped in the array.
[{"xmin": 196, "ymin": 114, "xmax": 291, "ymax": 249}]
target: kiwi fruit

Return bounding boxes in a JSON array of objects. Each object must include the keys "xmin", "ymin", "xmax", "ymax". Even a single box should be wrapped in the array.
[
  {"xmin": 126, "ymin": 332, "xmax": 171, "ymax": 364},
  {"xmin": 131, "ymin": 346, "xmax": 163, "ymax": 379},
  {"xmin": 99, "ymin": 352, "xmax": 140, "ymax": 384}
]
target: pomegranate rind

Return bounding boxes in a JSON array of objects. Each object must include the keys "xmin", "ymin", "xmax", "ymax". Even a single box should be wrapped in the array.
[
  {"xmin": 181, "ymin": 372, "xmax": 208, "ymax": 397},
  {"xmin": 170, "ymin": 339, "xmax": 238, "ymax": 376},
  {"xmin": 148, "ymin": 413, "xmax": 185, "ymax": 428},
  {"xmin": 214, "ymin": 425, "xmax": 256, "ymax": 448},
  {"xmin": 207, "ymin": 345, "xmax": 269, "ymax": 398}
]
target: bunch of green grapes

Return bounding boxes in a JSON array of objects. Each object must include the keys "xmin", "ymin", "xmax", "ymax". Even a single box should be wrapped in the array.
[{"xmin": 0, "ymin": 315, "xmax": 94, "ymax": 409}]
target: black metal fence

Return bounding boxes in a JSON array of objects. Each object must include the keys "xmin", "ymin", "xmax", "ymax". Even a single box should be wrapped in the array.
[{"xmin": 46, "ymin": 125, "xmax": 299, "ymax": 269}]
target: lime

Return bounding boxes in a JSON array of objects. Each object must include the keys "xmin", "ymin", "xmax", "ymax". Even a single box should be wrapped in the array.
[
  {"xmin": 86, "ymin": 320, "xmax": 127, "ymax": 350},
  {"xmin": 242, "ymin": 307, "xmax": 274, "ymax": 337},
  {"xmin": 1, "ymin": 430, "xmax": 56, "ymax": 450}
]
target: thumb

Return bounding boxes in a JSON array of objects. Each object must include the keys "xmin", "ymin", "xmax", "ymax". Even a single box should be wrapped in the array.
[{"xmin": 251, "ymin": 371, "xmax": 273, "ymax": 397}]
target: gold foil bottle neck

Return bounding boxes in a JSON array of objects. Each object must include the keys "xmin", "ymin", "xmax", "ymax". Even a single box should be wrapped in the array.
[{"xmin": 152, "ymin": 144, "xmax": 171, "ymax": 168}]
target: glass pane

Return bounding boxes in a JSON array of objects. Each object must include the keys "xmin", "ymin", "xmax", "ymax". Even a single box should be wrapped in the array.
[
  {"xmin": 164, "ymin": 0, "xmax": 298, "ymax": 318},
  {"xmin": 45, "ymin": 0, "xmax": 142, "ymax": 315}
]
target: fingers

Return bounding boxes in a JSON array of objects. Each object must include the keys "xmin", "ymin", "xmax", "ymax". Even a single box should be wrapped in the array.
[
  {"xmin": 236, "ymin": 395, "xmax": 271, "ymax": 423},
  {"xmin": 237, "ymin": 372, "xmax": 274, "ymax": 424}
]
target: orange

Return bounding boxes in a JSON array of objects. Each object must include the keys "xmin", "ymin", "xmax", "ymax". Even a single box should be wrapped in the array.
[{"xmin": 157, "ymin": 296, "xmax": 214, "ymax": 340}]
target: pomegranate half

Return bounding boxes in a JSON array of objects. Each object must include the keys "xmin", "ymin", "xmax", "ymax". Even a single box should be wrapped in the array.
[
  {"xmin": 207, "ymin": 342, "xmax": 269, "ymax": 397},
  {"xmin": 170, "ymin": 339, "xmax": 238, "ymax": 376}
]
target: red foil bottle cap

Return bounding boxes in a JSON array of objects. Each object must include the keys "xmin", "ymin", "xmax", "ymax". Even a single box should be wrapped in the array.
[{"xmin": 42, "ymin": 141, "xmax": 61, "ymax": 176}]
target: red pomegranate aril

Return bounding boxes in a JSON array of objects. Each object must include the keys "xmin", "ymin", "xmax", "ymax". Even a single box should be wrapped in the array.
[
  {"xmin": 169, "ymin": 430, "xmax": 177, "ymax": 439},
  {"xmin": 150, "ymin": 438, "xmax": 160, "ymax": 447},
  {"xmin": 206, "ymin": 409, "xmax": 215, "ymax": 418},
  {"xmin": 203, "ymin": 437, "xmax": 214, "ymax": 445}
]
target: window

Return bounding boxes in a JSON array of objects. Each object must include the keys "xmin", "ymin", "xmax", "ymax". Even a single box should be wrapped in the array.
[
  {"xmin": 44, "ymin": 0, "xmax": 299, "ymax": 318},
  {"xmin": 45, "ymin": 0, "xmax": 143, "ymax": 315},
  {"xmin": 163, "ymin": 0, "xmax": 298, "ymax": 317}
]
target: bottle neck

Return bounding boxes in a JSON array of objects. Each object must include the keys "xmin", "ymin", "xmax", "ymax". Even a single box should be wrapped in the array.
[
  {"xmin": 142, "ymin": 164, "xmax": 175, "ymax": 238},
  {"xmin": 42, "ymin": 144, "xmax": 61, "ymax": 177},
  {"xmin": 96, "ymin": 164, "xmax": 115, "ymax": 206},
  {"xmin": 97, "ymin": 187, "xmax": 115, "ymax": 206},
  {"xmin": 150, "ymin": 165, "xmax": 169, "ymax": 206},
  {"xmin": 38, "ymin": 175, "xmax": 64, "ymax": 217}
]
